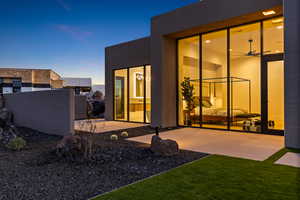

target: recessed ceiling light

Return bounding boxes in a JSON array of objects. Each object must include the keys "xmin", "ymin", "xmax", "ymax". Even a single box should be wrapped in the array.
[
  {"xmin": 276, "ymin": 25, "xmax": 284, "ymax": 29},
  {"xmin": 272, "ymin": 18, "xmax": 283, "ymax": 24},
  {"xmin": 205, "ymin": 40, "xmax": 211, "ymax": 44},
  {"xmin": 263, "ymin": 10, "xmax": 276, "ymax": 16}
]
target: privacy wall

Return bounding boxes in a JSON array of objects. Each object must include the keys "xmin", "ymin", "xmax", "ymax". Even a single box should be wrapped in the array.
[{"xmin": 4, "ymin": 89, "xmax": 75, "ymax": 136}]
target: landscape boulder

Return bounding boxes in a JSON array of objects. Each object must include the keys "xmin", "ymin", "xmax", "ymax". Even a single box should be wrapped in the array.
[
  {"xmin": 55, "ymin": 135, "xmax": 88, "ymax": 160},
  {"xmin": 0, "ymin": 108, "xmax": 18, "ymax": 145},
  {"xmin": 0, "ymin": 125, "xmax": 18, "ymax": 145},
  {"xmin": 0, "ymin": 96, "xmax": 22, "ymax": 147},
  {"xmin": 0, "ymin": 108, "xmax": 13, "ymax": 127},
  {"xmin": 150, "ymin": 135, "xmax": 179, "ymax": 156}
]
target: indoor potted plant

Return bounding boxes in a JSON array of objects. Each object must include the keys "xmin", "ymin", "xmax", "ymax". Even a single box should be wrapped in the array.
[{"xmin": 181, "ymin": 77, "xmax": 196, "ymax": 126}]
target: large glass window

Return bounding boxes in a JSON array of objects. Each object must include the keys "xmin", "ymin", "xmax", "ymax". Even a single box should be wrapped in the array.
[
  {"xmin": 177, "ymin": 17, "xmax": 284, "ymax": 133},
  {"xmin": 268, "ymin": 61, "xmax": 284, "ymax": 130},
  {"xmin": 114, "ymin": 65, "xmax": 151, "ymax": 123},
  {"xmin": 202, "ymin": 30, "xmax": 228, "ymax": 129},
  {"xmin": 263, "ymin": 17, "xmax": 284, "ymax": 55},
  {"xmin": 230, "ymin": 23, "xmax": 261, "ymax": 132},
  {"xmin": 129, "ymin": 67, "xmax": 145, "ymax": 122},
  {"xmin": 114, "ymin": 69, "xmax": 128, "ymax": 121},
  {"xmin": 145, "ymin": 65, "xmax": 151, "ymax": 123},
  {"xmin": 178, "ymin": 36, "xmax": 200, "ymax": 126}
]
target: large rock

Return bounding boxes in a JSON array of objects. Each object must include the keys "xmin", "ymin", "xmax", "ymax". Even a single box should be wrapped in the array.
[
  {"xmin": 0, "ymin": 97, "xmax": 20, "ymax": 146},
  {"xmin": 150, "ymin": 135, "xmax": 179, "ymax": 156},
  {"xmin": 0, "ymin": 108, "xmax": 13, "ymax": 127},
  {"xmin": 0, "ymin": 126, "xmax": 17, "ymax": 145},
  {"xmin": 56, "ymin": 136, "xmax": 81, "ymax": 153},
  {"xmin": 0, "ymin": 95, "xmax": 4, "ymax": 109},
  {"xmin": 55, "ymin": 135, "xmax": 88, "ymax": 160}
]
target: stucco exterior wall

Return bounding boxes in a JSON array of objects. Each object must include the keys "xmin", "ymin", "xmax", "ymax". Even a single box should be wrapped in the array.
[
  {"xmin": 105, "ymin": 37, "xmax": 151, "ymax": 120},
  {"xmin": 284, "ymin": 0, "xmax": 300, "ymax": 149},
  {"xmin": 4, "ymin": 89, "xmax": 75, "ymax": 136},
  {"xmin": 75, "ymin": 95, "xmax": 87, "ymax": 120},
  {"xmin": 32, "ymin": 70, "xmax": 51, "ymax": 84}
]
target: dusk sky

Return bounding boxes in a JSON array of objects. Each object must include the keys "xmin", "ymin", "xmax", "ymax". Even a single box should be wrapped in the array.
[{"xmin": 0, "ymin": 0, "xmax": 198, "ymax": 84}]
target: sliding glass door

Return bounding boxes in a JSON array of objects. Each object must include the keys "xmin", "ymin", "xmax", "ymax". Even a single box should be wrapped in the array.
[
  {"xmin": 178, "ymin": 36, "xmax": 200, "ymax": 126},
  {"xmin": 202, "ymin": 30, "xmax": 228, "ymax": 129},
  {"xmin": 261, "ymin": 54, "xmax": 284, "ymax": 134},
  {"xmin": 230, "ymin": 23, "xmax": 261, "ymax": 132},
  {"xmin": 114, "ymin": 65, "xmax": 151, "ymax": 123},
  {"xmin": 129, "ymin": 67, "xmax": 145, "ymax": 122},
  {"xmin": 114, "ymin": 69, "xmax": 128, "ymax": 121}
]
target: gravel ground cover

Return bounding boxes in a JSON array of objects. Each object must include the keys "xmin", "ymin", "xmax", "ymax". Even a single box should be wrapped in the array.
[{"xmin": 0, "ymin": 126, "xmax": 208, "ymax": 200}]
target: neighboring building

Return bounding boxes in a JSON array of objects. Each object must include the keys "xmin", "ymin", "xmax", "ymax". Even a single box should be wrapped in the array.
[
  {"xmin": 92, "ymin": 84, "xmax": 105, "ymax": 96},
  {"xmin": 62, "ymin": 78, "xmax": 92, "ymax": 95},
  {"xmin": 0, "ymin": 68, "xmax": 63, "ymax": 94},
  {"xmin": 105, "ymin": 0, "xmax": 300, "ymax": 149}
]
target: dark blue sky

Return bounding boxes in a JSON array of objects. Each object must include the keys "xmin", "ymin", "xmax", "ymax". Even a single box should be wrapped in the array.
[{"xmin": 0, "ymin": 0, "xmax": 198, "ymax": 84}]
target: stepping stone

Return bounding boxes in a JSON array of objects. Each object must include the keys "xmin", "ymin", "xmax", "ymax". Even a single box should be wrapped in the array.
[{"xmin": 275, "ymin": 152, "xmax": 300, "ymax": 168}]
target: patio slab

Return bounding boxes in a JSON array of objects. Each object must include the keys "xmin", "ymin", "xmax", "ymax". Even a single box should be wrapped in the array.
[
  {"xmin": 128, "ymin": 128, "xmax": 284, "ymax": 161},
  {"xmin": 275, "ymin": 152, "xmax": 300, "ymax": 168},
  {"xmin": 75, "ymin": 120, "xmax": 146, "ymax": 133}
]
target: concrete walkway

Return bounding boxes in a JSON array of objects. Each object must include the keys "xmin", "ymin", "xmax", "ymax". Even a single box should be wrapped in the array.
[
  {"xmin": 75, "ymin": 119, "xmax": 146, "ymax": 133},
  {"xmin": 128, "ymin": 128, "xmax": 284, "ymax": 161},
  {"xmin": 275, "ymin": 152, "xmax": 300, "ymax": 168}
]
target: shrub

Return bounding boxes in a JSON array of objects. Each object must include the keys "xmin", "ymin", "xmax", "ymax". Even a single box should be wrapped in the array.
[
  {"xmin": 110, "ymin": 134, "xmax": 118, "ymax": 141},
  {"xmin": 121, "ymin": 131, "xmax": 129, "ymax": 137},
  {"xmin": 6, "ymin": 137, "xmax": 26, "ymax": 151}
]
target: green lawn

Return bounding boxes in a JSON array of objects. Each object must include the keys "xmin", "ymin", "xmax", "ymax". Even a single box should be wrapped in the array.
[{"xmin": 92, "ymin": 151, "xmax": 300, "ymax": 200}]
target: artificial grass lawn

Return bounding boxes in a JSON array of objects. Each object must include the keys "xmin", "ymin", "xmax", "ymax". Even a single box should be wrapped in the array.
[{"xmin": 93, "ymin": 154, "xmax": 300, "ymax": 200}]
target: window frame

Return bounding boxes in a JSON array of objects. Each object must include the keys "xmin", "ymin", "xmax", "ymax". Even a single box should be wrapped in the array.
[
  {"xmin": 176, "ymin": 16, "xmax": 284, "ymax": 133},
  {"xmin": 113, "ymin": 65, "xmax": 151, "ymax": 124}
]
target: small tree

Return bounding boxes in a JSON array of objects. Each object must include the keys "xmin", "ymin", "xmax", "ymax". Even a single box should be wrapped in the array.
[{"xmin": 181, "ymin": 77, "xmax": 196, "ymax": 125}]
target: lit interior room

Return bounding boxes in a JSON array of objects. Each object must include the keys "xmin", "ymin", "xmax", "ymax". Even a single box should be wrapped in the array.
[
  {"xmin": 178, "ymin": 17, "xmax": 284, "ymax": 133},
  {"xmin": 114, "ymin": 65, "xmax": 151, "ymax": 123}
]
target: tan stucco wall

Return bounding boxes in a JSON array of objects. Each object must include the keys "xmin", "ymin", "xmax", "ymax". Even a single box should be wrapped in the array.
[
  {"xmin": 32, "ymin": 69, "xmax": 51, "ymax": 84},
  {"xmin": 51, "ymin": 80, "xmax": 64, "ymax": 88},
  {"xmin": 4, "ymin": 89, "xmax": 75, "ymax": 136},
  {"xmin": 284, "ymin": 0, "xmax": 300, "ymax": 149},
  {"xmin": 75, "ymin": 95, "xmax": 87, "ymax": 120}
]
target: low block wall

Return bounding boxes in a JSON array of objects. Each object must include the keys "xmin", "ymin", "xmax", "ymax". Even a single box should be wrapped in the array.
[
  {"xmin": 4, "ymin": 89, "xmax": 75, "ymax": 136},
  {"xmin": 75, "ymin": 95, "xmax": 87, "ymax": 120}
]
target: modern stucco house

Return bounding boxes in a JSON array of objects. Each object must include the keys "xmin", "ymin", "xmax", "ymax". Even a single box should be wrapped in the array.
[
  {"xmin": 0, "ymin": 68, "xmax": 63, "ymax": 94},
  {"xmin": 105, "ymin": 0, "xmax": 300, "ymax": 149},
  {"xmin": 62, "ymin": 77, "xmax": 92, "ymax": 95}
]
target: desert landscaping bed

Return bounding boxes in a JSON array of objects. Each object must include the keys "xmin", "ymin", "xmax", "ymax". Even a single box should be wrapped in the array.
[{"xmin": 0, "ymin": 126, "xmax": 208, "ymax": 200}]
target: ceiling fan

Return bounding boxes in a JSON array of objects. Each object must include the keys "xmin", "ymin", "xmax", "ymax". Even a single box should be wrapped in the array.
[
  {"xmin": 231, "ymin": 39, "xmax": 271, "ymax": 57},
  {"xmin": 245, "ymin": 39, "xmax": 260, "ymax": 56}
]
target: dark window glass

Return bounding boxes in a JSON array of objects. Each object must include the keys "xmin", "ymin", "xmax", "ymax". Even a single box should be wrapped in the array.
[
  {"xmin": 12, "ymin": 79, "xmax": 22, "ymax": 87},
  {"xmin": 13, "ymin": 87, "xmax": 21, "ymax": 93}
]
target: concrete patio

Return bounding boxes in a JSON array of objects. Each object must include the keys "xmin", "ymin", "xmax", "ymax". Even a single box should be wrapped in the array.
[
  {"xmin": 128, "ymin": 128, "xmax": 284, "ymax": 161},
  {"xmin": 75, "ymin": 119, "xmax": 146, "ymax": 133}
]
